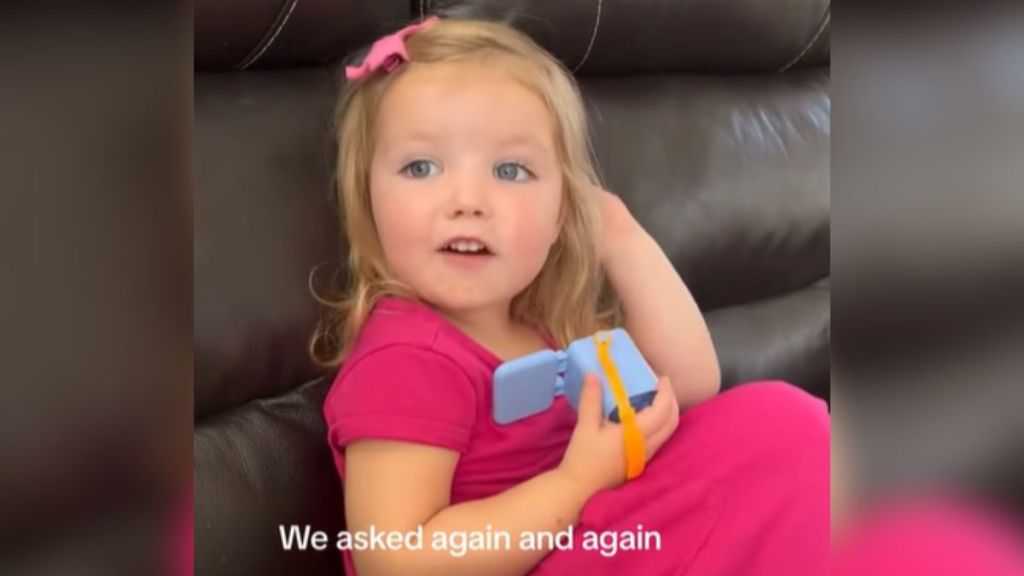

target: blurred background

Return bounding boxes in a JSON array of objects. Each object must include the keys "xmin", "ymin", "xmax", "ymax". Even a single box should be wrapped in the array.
[
  {"xmin": 0, "ymin": 5, "xmax": 192, "ymax": 575},
  {"xmin": 831, "ymin": 3, "xmax": 1024, "ymax": 571},
  {"xmin": 833, "ymin": 4, "xmax": 1024, "ymax": 516}
]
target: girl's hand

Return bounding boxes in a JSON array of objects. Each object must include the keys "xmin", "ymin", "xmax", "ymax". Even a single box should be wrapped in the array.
[
  {"xmin": 596, "ymin": 189, "xmax": 642, "ymax": 265},
  {"xmin": 557, "ymin": 373, "xmax": 680, "ymax": 496}
]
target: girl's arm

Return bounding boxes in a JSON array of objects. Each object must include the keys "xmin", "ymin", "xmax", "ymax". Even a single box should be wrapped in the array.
[
  {"xmin": 599, "ymin": 191, "xmax": 721, "ymax": 408},
  {"xmin": 343, "ymin": 374, "xmax": 680, "ymax": 576},
  {"xmin": 344, "ymin": 440, "xmax": 590, "ymax": 576}
]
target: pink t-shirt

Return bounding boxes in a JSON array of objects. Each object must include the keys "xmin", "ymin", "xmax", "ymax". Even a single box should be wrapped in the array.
[{"xmin": 323, "ymin": 296, "xmax": 574, "ymax": 572}]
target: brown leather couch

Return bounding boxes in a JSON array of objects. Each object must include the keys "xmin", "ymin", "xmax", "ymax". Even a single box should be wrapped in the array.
[{"xmin": 194, "ymin": 2, "xmax": 830, "ymax": 574}]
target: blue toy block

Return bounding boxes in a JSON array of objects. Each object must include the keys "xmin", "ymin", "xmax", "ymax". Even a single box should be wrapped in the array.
[{"xmin": 492, "ymin": 328, "xmax": 657, "ymax": 424}]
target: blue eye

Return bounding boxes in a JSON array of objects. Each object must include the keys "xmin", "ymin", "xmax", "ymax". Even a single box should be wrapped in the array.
[
  {"xmin": 401, "ymin": 159, "xmax": 440, "ymax": 179},
  {"xmin": 494, "ymin": 162, "xmax": 533, "ymax": 182}
]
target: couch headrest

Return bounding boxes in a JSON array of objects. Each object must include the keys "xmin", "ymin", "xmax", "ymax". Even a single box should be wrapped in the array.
[{"xmin": 196, "ymin": 0, "xmax": 829, "ymax": 73}]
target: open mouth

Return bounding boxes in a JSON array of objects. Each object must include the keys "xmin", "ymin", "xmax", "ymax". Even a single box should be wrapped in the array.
[{"xmin": 439, "ymin": 238, "xmax": 494, "ymax": 256}]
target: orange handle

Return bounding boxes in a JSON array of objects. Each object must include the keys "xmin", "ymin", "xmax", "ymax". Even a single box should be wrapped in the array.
[{"xmin": 594, "ymin": 333, "xmax": 646, "ymax": 480}]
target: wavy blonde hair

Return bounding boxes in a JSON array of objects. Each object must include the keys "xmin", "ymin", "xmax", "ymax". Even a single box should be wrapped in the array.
[{"xmin": 310, "ymin": 18, "xmax": 619, "ymax": 367}]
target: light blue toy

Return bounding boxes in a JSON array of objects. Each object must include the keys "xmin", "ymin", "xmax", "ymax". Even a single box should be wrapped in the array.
[{"xmin": 492, "ymin": 328, "xmax": 658, "ymax": 424}]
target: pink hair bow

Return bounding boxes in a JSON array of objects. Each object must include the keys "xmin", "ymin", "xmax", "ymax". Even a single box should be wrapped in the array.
[{"xmin": 345, "ymin": 16, "xmax": 440, "ymax": 81}]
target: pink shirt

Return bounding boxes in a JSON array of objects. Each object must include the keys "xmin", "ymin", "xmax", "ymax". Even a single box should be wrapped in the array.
[{"xmin": 323, "ymin": 296, "xmax": 574, "ymax": 572}]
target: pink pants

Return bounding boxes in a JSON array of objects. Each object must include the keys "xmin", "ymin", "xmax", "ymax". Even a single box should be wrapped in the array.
[{"xmin": 532, "ymin": 380, "xmax": 830, "ymax": 576}]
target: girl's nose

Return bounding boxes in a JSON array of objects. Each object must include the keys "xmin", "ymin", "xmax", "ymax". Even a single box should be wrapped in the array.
[
  {"xmin": 450, "ymin": 205, "xmax": 486, "ymax": 218},
  {"xmin": 446, "ymin": 170, "xmax": 491, "ymax": 219}
]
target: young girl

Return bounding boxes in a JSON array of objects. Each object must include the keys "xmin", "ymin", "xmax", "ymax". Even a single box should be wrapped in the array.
[{"xmin": 316, "ymin": 17, "xmax": 828, "ymax": 576}]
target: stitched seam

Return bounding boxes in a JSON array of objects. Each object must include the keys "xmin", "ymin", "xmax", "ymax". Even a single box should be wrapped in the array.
[
  {"xmin": 572, "ymin": 0, "xmax": 603, "ymax": 73},
  {"xmin": 779, "ymin": 4, "xmax": 830, "ymax": 73},
  {"xmin": 236, "ymin": 0, "xmax": 302, "ymax": 70}
]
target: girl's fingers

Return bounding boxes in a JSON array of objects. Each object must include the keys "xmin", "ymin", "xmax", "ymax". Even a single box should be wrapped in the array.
[
  {"xmin": 576, "ymin": 373, "xmax": 605, "ymax": 429},
  {"xmin": 637, "ymin": 377, "xmax": 676, "ymax": 435},
  {"xmin": 643, "ymin": 397, "xmax": 680, "ymax": 457},
  {"xmin": 645, "ymin": 419, "xmax": 677, "ymax": 460},
  {"xmin": 645, "ymin": 395, "xmax": 678, "ymax": 439},
  {"xmin": 650, "ymin": 377, "xmax": 676, "ymax": 414}
]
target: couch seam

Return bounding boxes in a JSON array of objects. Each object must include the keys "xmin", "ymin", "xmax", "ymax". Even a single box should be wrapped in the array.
[
  {"xmin": 779, "ymin": 3, "xmax": 830, "ymax": 73},
  {"xmin": 572, "ymin": 0, "xmax": 604, "ymax": 73},
  {"xmin": 702, "ymin": 274, "xmax": 830, "ymax": 315},
  {"xmin": 195, "ymin": 373, "xmax": 331, "ymax": 427},
  {"xmin": 236, "ymin": 0, "xmax": 302, "ymax": 70}
]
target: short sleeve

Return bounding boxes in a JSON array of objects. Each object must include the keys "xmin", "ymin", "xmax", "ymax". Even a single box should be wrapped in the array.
[{"xmin": 324, "ymin": 344, "xmax": 478, "ymax": 454}]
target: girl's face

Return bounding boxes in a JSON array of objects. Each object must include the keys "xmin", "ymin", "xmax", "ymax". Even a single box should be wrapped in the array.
[{"xmin": 369, "ymin": 60, "xmax": 562, "ymax": 317}]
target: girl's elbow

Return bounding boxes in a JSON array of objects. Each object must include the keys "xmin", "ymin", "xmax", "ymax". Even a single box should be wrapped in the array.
[
  {"xmin": 707, "ymin": 337, "xmax": 722, "ymax": 387},
  {"xmin": 675, "ymin": 364, "xmax": 720, "ymax": 409},
  {"xmin": 697, "ymin": 355, "xmax": 722, "ymax": 401},
  {"xmin": 706, "ymin": 362, "xmax": 722, "ymax": 397}
]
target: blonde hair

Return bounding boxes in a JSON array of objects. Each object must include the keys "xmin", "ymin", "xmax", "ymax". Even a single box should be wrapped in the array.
[{"xmin": 310, "ymin": 18, "xmax": 619, "ymax": 367}]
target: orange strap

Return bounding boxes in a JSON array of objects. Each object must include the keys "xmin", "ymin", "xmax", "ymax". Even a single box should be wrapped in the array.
[{"xmin": 593, "ymin": 332, "xmax": 646, "ymax": 480}]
